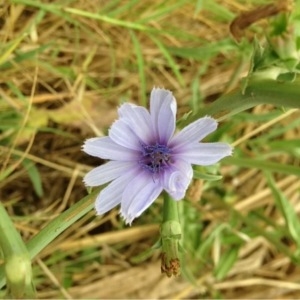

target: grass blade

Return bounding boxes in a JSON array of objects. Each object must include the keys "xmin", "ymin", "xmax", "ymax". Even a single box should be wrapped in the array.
[
  {"xmin": 214, "ymin": 246, "xmax": 239, "ymax": 280},
  {"xmin": 266, "ymin": 172, "xmax": 300, "ymax": 248},
  {"xmin": 222, "ymin": 157, "xmax": 300, "ymax": 177},
  {"xmin": 21, "ymin": 159, "xmax": 43, "ymax": 198},
  {"xmin": 150, "ymin": 35, "xmax": 185, "ymax": 87},
  {"xmin": 130, "ymin": 31, "xmax": 147, "ymax": 106}
]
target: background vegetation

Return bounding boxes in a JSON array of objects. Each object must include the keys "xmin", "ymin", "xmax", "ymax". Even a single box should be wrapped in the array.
[{"xmin": 1, "ymin": 0, "xmax": 300, "ymax": 298}]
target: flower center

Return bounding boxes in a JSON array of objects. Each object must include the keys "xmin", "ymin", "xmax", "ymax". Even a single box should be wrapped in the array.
[{"xmin": 139, "ymin": 143, "xmax": 171, "ymax": 174}]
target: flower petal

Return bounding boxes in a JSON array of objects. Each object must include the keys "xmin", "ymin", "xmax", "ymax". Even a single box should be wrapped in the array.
[
  {"xmin": 83, "ymin": 137, "xmax": 139, "ymax": 160},
  {"xmin": 94, "ymin": 167, "xmax": 139, "ymax": 215},
  {"xmin": 163, "ymin": 159, "xmax": 193, "ymax": 200},
  {"xmin": 177, "ymin": 142, "xmax": 233, "ymax": 165},
  {"xmin": 83, "ymin": 161, "xmax": 136, "ymax": 186},
  {"xmin": 118, "ymin": 103, "xmax": 153, "ymax": 144},
  {"xmin": 120, "ymin": 171, "xmax": 163, "ymax": 224},
  {"xmin": 109, "ymin": 120, "xmax": 141, "ymax": 150},
  {"xmin": 169, "ymin": 116, "xmax": 217, "ymax": 150},
  {"xmin": 150, "ymin": 88, "xmax": 176, "ymax": 144}
]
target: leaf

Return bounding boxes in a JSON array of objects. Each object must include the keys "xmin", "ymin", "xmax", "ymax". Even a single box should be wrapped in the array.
[
  {"xmin": 22, "ymin": 159, "xmax": 43, "ymax": 197},
  {"xmin": 150, "ymin": 35, "xmax": 185, "ymax": 87},
  {"xmin": 167, "ymin": 39, "xmax": 236, "ymax": 60},
  {"xmin": 222, "ymin": 157, "xmax": 300, "ymax": 177},
  {"xmin": 130, "ymin": 31, "xmax": 147, "ymax": 106},
  {"xmin": 193, "ymin": 170, "xmax": 222, "ymax": 181},
  {"xmin": 214, "ymin": 246, "xmax": 239, "ymax": 280},
  {"xmin": 266, "ymin": 172, "xmax": 300, "ymax": 248},
  {"xmin": 181, "ymin": 78, "xmax": 300, "ymax": 124}
]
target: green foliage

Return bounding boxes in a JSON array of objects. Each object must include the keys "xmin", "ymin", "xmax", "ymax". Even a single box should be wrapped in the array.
[
  {"xmin": 21, "ymin": 159, "xmax": 43, "ymax": 197},
  {"xmin": 214, "ymin": 246, "xmax": 239, "ymax": 280},
  {"xmin": 267, "ymin": 173, "xmax": 300, "ymax": 250},
  {"xmin": 1, "ymin": 0, "xmax": 300, "ymax": 298}
]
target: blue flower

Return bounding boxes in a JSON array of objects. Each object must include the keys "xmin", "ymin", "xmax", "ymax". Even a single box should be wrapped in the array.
[{"xmin": 83, "ymin": 88, "xmax": 232, "ymax": 224}]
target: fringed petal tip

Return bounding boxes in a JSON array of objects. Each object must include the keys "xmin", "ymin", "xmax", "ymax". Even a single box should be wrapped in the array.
[
  {"xmin": 82, "ymin": 176, "xmax": 90, "ymax": 187},
  {"xmin": 220, "ymin": 143, "xmax": 234, "ymax": 158},
  {"xmin": 203, "ymin": 115, "xmax": 218, "ymax": 126},
  {"xmin": 81, "ymin": 137, "xmax": 102, "ymax": 155},
  {"xmin": 151, "ymin": 86, "xmax": 171, "ymax": 94},
  {"xmin": 81, "ymin": 138, "xmax": 91, "ymax": 153},
  {"xmin": 94, "ymin": 209, "xmax": 102, "ymax": 216},
  {"xmin": 119, "ymin": 210, "xmax": 134, "ymax": 226}
]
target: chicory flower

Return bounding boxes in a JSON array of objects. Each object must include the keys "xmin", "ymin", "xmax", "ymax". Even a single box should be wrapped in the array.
[{"xmin": 83, "ymin": 88, "xmax": 232, "ymax": 224}]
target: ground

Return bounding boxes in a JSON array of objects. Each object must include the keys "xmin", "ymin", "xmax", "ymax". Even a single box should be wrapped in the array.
[{"xmin": 1, "ymin": 0, "xmax": 300, "ymax": 299}]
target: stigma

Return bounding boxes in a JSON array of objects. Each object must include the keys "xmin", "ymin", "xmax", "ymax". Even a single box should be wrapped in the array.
[{"xmin": 139, "ymin": 143, "xmax": 171, "ymax": 174}]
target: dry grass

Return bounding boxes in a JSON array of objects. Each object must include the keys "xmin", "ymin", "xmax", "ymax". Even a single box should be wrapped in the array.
[{"xmin": 1, "ymin": 0, "xmax": 300, "ymax": 298}]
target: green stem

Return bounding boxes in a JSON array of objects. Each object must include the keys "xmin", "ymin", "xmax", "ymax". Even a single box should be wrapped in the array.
[
  {"xmin": 0, "ymin": 202, "xmax": 36, "ymax": 298},
  {"xmin": 180, "ymin": 78, "xmax": 300, "ymax": 125},
  {"xmin": 162, "ymin": 192, "xmax": 179, "ymax": 222},
  {"xmin": 0, "ymin": 188, "xmax": 99, "ymax": 289},
  {"xmin": 160, "ymin": 193, "xmax": 182, "ymax": 277}
]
